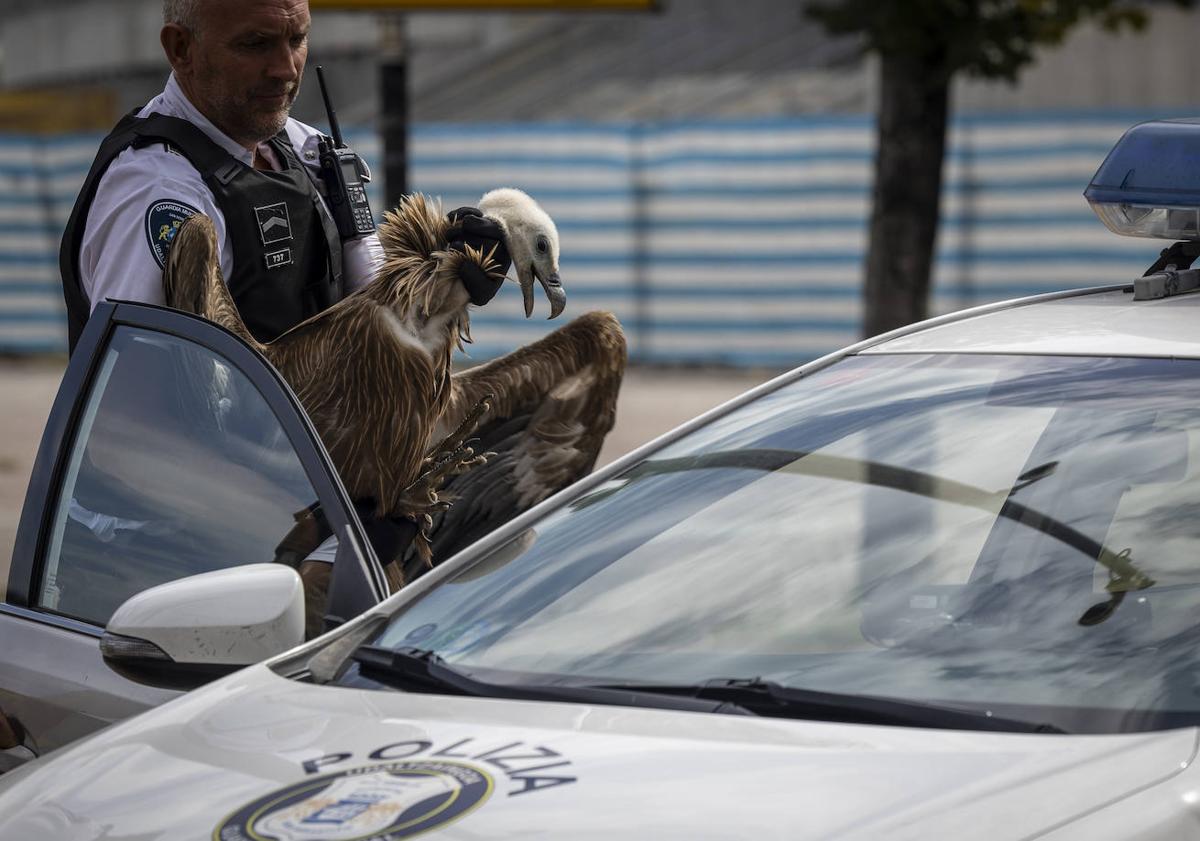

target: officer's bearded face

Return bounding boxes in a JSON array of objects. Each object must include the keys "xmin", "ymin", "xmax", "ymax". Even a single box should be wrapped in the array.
[{"xmin": 174, "ymin": 0, "xmax": 309, "ymax": 149}]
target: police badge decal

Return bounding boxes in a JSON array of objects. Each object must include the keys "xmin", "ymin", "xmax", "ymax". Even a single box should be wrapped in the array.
[
  {"xmin": 213, "ymin": 760, "xmax": 494, "ymax": 841},
  {"xmin": 145, "ymin": 199, "xmax": 200, "ymax": 268}
]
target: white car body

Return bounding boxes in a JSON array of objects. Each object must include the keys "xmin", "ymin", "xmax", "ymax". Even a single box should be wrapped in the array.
[
  {"xmin": 6, "ymin": 284, "xmax": 1200, "ymax": 839},
  {"xmin": 1, "ymin": 656, "xmax": 1198, "ymax": 841}
]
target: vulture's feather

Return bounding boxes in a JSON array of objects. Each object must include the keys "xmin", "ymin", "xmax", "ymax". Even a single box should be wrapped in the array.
[
  {"xmin": 418, "ymin": 310, "xmax": 625, "ymax": 576},
  {"xmin": 162, "ymin": 191, "xmax": 626, "ymax": 620}
]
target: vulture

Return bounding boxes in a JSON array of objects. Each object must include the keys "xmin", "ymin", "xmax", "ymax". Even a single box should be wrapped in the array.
[{"xmin": 163, "ymin": 189, "xmax": 626, "ymax": 628}]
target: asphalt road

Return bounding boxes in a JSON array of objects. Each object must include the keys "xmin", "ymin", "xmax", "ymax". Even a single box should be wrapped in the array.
[{"xmin": 0, "ymin": 358, "xmax": 774, "ymax": 562}]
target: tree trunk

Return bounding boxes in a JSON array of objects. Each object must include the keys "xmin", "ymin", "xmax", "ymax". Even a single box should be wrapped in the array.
[{"xmin": 862, "ymin": 51, "xmax": 951, "ymax": 338}]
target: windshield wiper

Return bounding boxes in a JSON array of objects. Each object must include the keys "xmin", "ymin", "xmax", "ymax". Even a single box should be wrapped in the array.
[
  {"xmin": 348, "ymin": 645, "xmax": 754, "ymax": 717},
  {"xmin": 349, "ymin": 647, "xmax": 1064, "ymax": 732},
  {"xmin": 586, "ymin": 678, "xmax": 1067, "ymax": 734}
]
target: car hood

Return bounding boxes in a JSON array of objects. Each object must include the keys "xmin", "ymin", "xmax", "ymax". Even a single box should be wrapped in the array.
[{"xmin": 0, "ymin": 664, "xmax": 1196, "ymax": 841}]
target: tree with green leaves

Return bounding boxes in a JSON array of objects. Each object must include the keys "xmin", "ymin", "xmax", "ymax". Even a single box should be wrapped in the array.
[{"xmin": 806, "ymin": 0, "xmax": 1187, "ymax": 338}]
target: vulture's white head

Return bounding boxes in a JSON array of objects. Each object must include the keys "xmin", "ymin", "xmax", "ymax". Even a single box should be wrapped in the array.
[{"xmin": 478, "ymin": 188, "xmax": 565, "ymax": 319}]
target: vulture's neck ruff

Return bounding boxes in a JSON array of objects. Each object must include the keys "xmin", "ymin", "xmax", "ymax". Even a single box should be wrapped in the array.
[{"xmin": 367, "ymin": 193, "xmax": 476, "ymax": 365}]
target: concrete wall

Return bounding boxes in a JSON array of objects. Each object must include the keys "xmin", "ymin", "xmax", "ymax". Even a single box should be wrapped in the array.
[
  {"xmin": 404, "ymin": 2, "xmax": 865, "ymax": 121},
  {"xmin": 3, "ymin": 1, "xmax": 1199, "ymax": 122},
  {"xmin": 956, "ymin": 7, "xmax": 1200, "ymax": 113}
]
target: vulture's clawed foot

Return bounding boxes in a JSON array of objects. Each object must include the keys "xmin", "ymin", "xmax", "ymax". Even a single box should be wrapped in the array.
[
  {"xmin": 396, "ymin": 401, "xmax": 492, "ymax": 511},
  {"xmin": 393, "ymin": 398, "xmax": 497, "ymax": 569},
  {"xmin": 423, "ymin": 396, "xmax": 495, "ymax": 486},
  {"xmin": 397, "ymin": 436, "xmax": 493, "ymax": 515},
  {"xmin": 438, "ymin": 395, "xmax": 494, "ymax": 455}
]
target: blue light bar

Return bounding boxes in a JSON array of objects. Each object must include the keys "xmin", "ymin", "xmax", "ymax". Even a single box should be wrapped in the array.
[{"xmin": 1086, "ymin": 118, "xmax": 1200, "ymax": 241}]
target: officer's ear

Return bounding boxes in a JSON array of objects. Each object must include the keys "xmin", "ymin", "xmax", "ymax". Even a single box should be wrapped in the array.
[{"xmin": 160, "ymin": 23, "xmax": 196, "ymax": 75}]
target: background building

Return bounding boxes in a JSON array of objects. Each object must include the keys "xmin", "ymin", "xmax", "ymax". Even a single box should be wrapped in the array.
[{"xmin": 1, "ymin": 0, "xmax": 1197, "ymax": 364}]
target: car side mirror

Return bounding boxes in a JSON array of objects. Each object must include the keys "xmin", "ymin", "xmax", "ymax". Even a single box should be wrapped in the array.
[{"xmin": 100, "ymin": 564, "xmax": 305, "ymax": 690}]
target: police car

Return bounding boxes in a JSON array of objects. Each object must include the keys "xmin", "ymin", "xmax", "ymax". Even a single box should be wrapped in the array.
[{"xmin": 4, "ymin": 120, "xmax": 1200, "ymax": 838}]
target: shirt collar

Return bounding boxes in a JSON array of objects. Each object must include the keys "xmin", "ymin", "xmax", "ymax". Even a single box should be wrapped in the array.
[{"xmin": 160, "ymin": 74, "xmax": 276, "ymax": 168}]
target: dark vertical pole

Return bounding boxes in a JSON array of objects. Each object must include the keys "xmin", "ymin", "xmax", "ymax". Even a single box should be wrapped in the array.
[
  {"xmin": 630, "ymin": 122, "xmax": 649, "ymax": 362},
  {"xmin": 956, "ymin": 122, "xmax": 977, "ymax": 310},
  {"xmin": 380, "ymin": 15, "xmax": 408, "ymax": 208}
]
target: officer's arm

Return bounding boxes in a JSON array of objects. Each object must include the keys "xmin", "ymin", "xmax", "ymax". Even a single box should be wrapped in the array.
[
  {"xmin": 79, "ymin": 148, "xmax": 228, "ymax": 311},
  {"xmin": 342, "ymin": 233, "xmax": 384, "ymax": 293}
]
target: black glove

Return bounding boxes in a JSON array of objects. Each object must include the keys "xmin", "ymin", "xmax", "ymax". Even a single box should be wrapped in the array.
[
  {"xmin": 354, "ymin": 499, "xmax": 419, "ymax": 569},
  {"xmin": 446, "ymin": 207, "xmax": 512, "ymax": 306}
]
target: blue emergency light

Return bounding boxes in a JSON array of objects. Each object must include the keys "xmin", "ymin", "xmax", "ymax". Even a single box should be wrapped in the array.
[
  {"xmin": 1086, "ymin": 118, "xmax": 1200, "ymax": 241},
  {"xmin": 1086, "ymin": 119, "xmax": 1200, "ymax": 299}
]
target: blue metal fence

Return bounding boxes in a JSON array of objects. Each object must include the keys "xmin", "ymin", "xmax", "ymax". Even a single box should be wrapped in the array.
[{"xmin": 0, "ymin": 113, "xmax": 1179, "ymax": 365}]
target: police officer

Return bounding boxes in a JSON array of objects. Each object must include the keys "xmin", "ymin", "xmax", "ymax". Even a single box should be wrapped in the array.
[
  {"xmin": 59, "ymin": 0, "xmax": 513, "ymax": 623},
  {"xmin": 62, "ymin": 0, "xmax": 511, "ymax": 354},
  {"xmin": 61, "ymin": 0, "xmax": 382, "ymax": 354}
]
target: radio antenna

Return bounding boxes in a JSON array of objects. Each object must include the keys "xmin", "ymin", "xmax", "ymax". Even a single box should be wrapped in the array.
[{"xmin": 316, "ymin": 65, "xmax": 345, "ymax": 148}]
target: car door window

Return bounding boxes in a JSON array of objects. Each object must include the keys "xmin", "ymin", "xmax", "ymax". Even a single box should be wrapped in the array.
[{"xmin": 36, "ymin": 326, "xmax": 331, "ymax": 626}]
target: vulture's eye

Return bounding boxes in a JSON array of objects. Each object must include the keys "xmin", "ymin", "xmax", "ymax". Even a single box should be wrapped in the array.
[{"xmin": 536, "ymin": 236, "xmax": 549, "ymax": 255}]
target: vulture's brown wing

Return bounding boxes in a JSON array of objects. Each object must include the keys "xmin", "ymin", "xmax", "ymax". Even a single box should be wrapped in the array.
[
  {"xmin": 411, "ymin": 310, "xmax": 626, "ymax": 572},
  {"xmin": 162, "ymin": 214, "xmax": 259, "ymax": 349}
]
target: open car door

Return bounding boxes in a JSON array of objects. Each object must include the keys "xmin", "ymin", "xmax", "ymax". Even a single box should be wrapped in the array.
[{"xmin": 0, "ymin": 301, "xmax": 387, "ymax": 771}]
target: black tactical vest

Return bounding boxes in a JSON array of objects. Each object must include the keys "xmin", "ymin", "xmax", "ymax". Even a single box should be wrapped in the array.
[{"xmin": 60, "ymin": 111, "xmax": 345, "ymax": 353}]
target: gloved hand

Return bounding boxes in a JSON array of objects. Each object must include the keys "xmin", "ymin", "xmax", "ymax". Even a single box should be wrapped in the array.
[
  {"xmin": 446, "ymin": 207, "xmax": 512, "ymax": 306},
  {"xmin": 354, "ymin": 499, "xmax": 419, "ymax": 570}
]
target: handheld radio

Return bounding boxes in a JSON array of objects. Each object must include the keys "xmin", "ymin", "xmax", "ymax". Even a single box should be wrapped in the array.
[{"xmin": 315, "ymin": 66, "xmax": 375, "ymax": 239}]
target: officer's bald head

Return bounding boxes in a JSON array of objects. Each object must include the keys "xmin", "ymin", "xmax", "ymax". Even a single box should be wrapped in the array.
[
  {"xmin": 161, "ymin": 0, "xmax": 311, "ymax": 152},
  {"xmin": 163, "ymin": 0, "xmax": 202, "ymax": 37}
]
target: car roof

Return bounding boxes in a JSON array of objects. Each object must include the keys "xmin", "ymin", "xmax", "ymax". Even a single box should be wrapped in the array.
[{"xmin": 862, "ymin": 285, "xmax": 1200, "ymax": 359}]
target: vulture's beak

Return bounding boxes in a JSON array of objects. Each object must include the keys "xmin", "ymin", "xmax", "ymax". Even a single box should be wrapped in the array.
[{"xmin": 524, "ymin": 266, "xmax": 566, "ymax": 320}]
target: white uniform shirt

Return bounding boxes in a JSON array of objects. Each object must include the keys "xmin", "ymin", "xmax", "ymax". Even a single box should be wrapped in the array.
[{"xmin": 79, "ymin": 73, "xmax": 382, "ymax": 311}]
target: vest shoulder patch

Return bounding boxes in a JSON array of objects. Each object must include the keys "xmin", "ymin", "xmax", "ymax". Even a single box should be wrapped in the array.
[{"xmin": 144, "ymin": 199, "xmax": 200, "ymax": 268}]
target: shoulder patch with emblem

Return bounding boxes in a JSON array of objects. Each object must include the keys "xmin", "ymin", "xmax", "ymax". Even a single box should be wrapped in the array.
[{"xmin": 144, "ymin": 199, "xmax": 200, "ymax": 268}]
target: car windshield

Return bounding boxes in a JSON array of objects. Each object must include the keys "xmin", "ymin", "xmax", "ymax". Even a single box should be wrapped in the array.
[{"xmin": 364, "ymin": 353, "xmax": 1200, "ymax": 733}]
